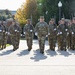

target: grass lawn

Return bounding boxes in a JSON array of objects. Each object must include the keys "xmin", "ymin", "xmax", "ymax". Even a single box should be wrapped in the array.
[
  {"xmin": 20, "ymin": 38, "xmax": 26, "ymax": 40},
  {"xmin": 6, "ymin": 44, "xmax": 10, "ymax": 47}
]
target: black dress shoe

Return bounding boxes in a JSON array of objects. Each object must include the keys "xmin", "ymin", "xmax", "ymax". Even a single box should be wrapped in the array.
[
  {"xmin": 40, "ymin": 51, "xmax": 44, "ymax": 54},
  {"xmin": 64, "ymin": 49, "xmax": 67, "ymax": 51},
  {"xmin": 28, "ymin": 49, "xmax": 31, "ymax": 51},
  {"xmin": 52, "ymin": 49, "xmax": 55, "ymax": 51},
  {"xmin": 0, "ymin": 48, "xmax": 3, "ymax": 50},
  {"xmin": 28, "ymin": 48, "xmax": 31, "ymax": 51},
  {"xmin": 13, "ymin": 49, "xmax": 17, "ymax": 51}
]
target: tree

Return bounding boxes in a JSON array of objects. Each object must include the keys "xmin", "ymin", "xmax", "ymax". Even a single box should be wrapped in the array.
[
  {"xmin": 15, "ymin": 0, "xmax": 75, "ymax": 25},
  {"xmin": 15, "ymin": 8, "xmax": 26, "ymax": 25},
  {"xmin": 40, "ymin": 0, "xmax": 74, "ymax": 23},
  {"xmin": 0, "ymin": 9, "xmax": 12, "ymax": 21},
  {"xmin": 70, "ymin": 0, "xmax": 75, "ymax": 17},
  {"xmin": 15, "ymin": 0, "xmax": 37, "ymax": 26}
]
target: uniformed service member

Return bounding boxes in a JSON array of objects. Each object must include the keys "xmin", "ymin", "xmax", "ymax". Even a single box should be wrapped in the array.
[
  {"xmin": 48, "ymin": 18, "xmax": 57, "ymax": 51},
  {"xmin": 66, "ymin": 20, "xmax": 72, "ymax": 50},
  {"xmin": 9, "ymin": 20, "xmax": 21, "ymax": 51},
  {"xmin": 35, "ymin": 16, "xmax": 48, "ymax": 54},
  {"xmin": 57, "ymin": 18, "xmax": 68, "ymax": 51},
  {"xmin": 71, "ymin": 17, "xmax": 75, "ymax": 50},
  {"xmin": 1, "ymin": 21, "xmax": 8, "ymax": 49},
  {"xmin": 23, "ymin": 19, "xmax": 34, "ymax": 51},
  {"xmin": 0, "ymin": 21, "xmax": 4, "ymax": 50}
]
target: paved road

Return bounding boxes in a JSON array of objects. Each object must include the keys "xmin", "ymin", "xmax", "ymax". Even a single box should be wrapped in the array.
[{"xmin": 0, "ymin": 40, "xmax": 75, "ymax": 75}]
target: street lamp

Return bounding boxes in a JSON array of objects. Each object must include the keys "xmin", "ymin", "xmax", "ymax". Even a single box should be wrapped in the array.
[
  {"xmin": 45, "ymin": 11, "xmax": 48, "ymax": 22},
  {"xmin": 39, "ymin": 3, "xmax": 42, "ymax": 6},
  {"xmin": 58, "ymin": 1, "xmax": 62, "ymax": 20},
  {"xmin": 38, "ymin": 3, "xmax": 43, "ymax": 16},
  {"xmin": 31, "ymin": 15, "xmax": 32, "ymax": 24},
  {"xmin": 46, "ymin": 11, "xmax": 48, "ymax": 15}
]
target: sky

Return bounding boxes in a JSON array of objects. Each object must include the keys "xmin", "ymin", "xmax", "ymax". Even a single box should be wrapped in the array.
[{"xmin": 0, "ymin": 0, "xmax": 26, "ymax": 11}]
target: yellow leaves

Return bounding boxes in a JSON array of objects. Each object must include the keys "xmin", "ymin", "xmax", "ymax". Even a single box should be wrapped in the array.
[
  {"xmin": 15, "ymin": 7, "xmax": 26, "ymax": 25},
  {"xmin": 15, "ymin": 0, "xmax": 37, "ymax": 26}
]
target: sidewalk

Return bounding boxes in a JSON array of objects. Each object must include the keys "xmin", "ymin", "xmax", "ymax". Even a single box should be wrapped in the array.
[{"xmin": 0, "ymin": 40, "xmax": 75, "ymax": 75}]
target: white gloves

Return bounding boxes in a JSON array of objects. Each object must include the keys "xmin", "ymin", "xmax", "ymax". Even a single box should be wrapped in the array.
[
  {"xmin": 7, "ymin": 32, "xmax": 11, "ymax": 35},
  {"xmin": 15, "ymin": 30, "xmax": 19, "ymax": 33},
  {"xmin": 67, "ymin": 32, "xmax": 69, "ymax": 35},
  {"xmin": 60, "ymin": 32, "xmax": 62, "ymax": 34},
  {"xmin": 24, "ymin": 32, "xmax": 25, "ymax": 34},
  {"xmin": 35, "ymin": 33, "xmax": 38, "ymax": 36},
  {"xmin": 5, "ymin": 32, "xmax": 8, "ymax": 34},
  {"xmin": 0, "ymin": 30, "xmax": 2, "ymax": 32},
  {"xmin": 30, "ymin": 30, "xmax": 33, "ymax": 32},
  {"xmin": 46, "ymin": 35, "xmax": 48, "ymax": 37},
  {"xmin": 65, "ymin": 29, "xmax": 68, "ymax": 31},
  {"xmin": 54, "ymin": 28, "xmax": 56, "ymax": 31},
  {"xmin": 3, "ymin": 30, "xmax": 5, "ymax": 32},
  {"xmin": 21, "ymin": 34, "xmax": 23, "ymax": 36},
  {"xmin": 57, "ymin": 32, "xmax": 62, "ymax": 35},
  {"xmin": 15, "ymin": 30, "xmax": 17, "ymax": 32},
  {"xmin": 48, "ymin": 33, "xmax": 50, "ymax": 35},
  {"xmin": 72, "ymin": 32, "xmax": 74, "ymax": 35}
]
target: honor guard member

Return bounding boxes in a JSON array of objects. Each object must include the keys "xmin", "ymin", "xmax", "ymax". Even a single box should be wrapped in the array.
[
  {"xmin": 57, "ymin": 18, "xmax": 67, "ymax": 51},
  {"xmin": 35, "ymin": 16, "xmax": 48, "ymax": 54},
  {"xmin": 9, "ymin": 20, "xmax": 21, "ymax": 51},
  {"xmin": 48, "ymin": 18, "xmax": 57, "ymax": 51},
  {"xmin": 71, "ymin": 17, "xmax": 75, "ymax": 50},
  {"xmin": 66, "ymin": 20, "xmax": 72, "ymax": 50},
  {"xmin": 0, "ymin": 21, "xmax": 4, "ymax": 50},
  {"xmin": 23, "ymin": 19, "xmax": 34, "ymax": 51},
  {"xmin": 1, "ymin": 21, "xmax": 8, "ymax": 49}
]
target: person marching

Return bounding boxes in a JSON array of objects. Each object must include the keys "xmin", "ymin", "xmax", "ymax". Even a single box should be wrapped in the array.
[
  {"xmin": 71, "ymin": 17, "xmax": 75, "ymax": 50},
  {"xmin": 1, "ymin": 21, "xmax": 8, "ymax": 49},
  {"xmin": 57, "ymin": 18, "xmax": 68, "ymax": 51},
  {"xmin": 48, "ymin": 18, "xmax": 57, "ymax": 51},
  {"xmin": 23, "ymin": 19, "xmax": 34, "ymax": 51},
  {"xmin": 35, "ymin": 16, "xmax": 48, "ymax": 54},
  {"xmin": 9, "ymin": 20, "xmax": 21, "ymax": 51},
  {"xmin": 66, "ymin": 20, "xmax": 72, "ymax": 50}
]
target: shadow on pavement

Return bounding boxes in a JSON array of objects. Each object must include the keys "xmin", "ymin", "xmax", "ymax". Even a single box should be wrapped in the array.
[
  {"xmin": 68, "ymin": 50, "xmax": 75, "ymax": 55},
  {"xmin": 17, "ymin": 49, "xmax": 30, "ymax": 56},
  {"xmin": 33, "ymin": 40, "xmax": 49, "ymax": 46},
  {"xmin": 33, "ymin": 40, "xmax": 38, "ymax": 45},
  {"xmin": 58, "ymin": 51, "xmax": 71, "ymax": 57},
  {"xmin": 45, "ymin": 41, "xmax": 49, "ymax": 46},
  {"xmin": 46, "ymin": 49, "xmax": 57, "ymax": 56},
  {"xmin": 0, "ymin": 50, "xmax": 13, "ymax": 56},
  {"xmin": 30, "ymin": 49, "xmax": 47, "ymax": 62}
]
